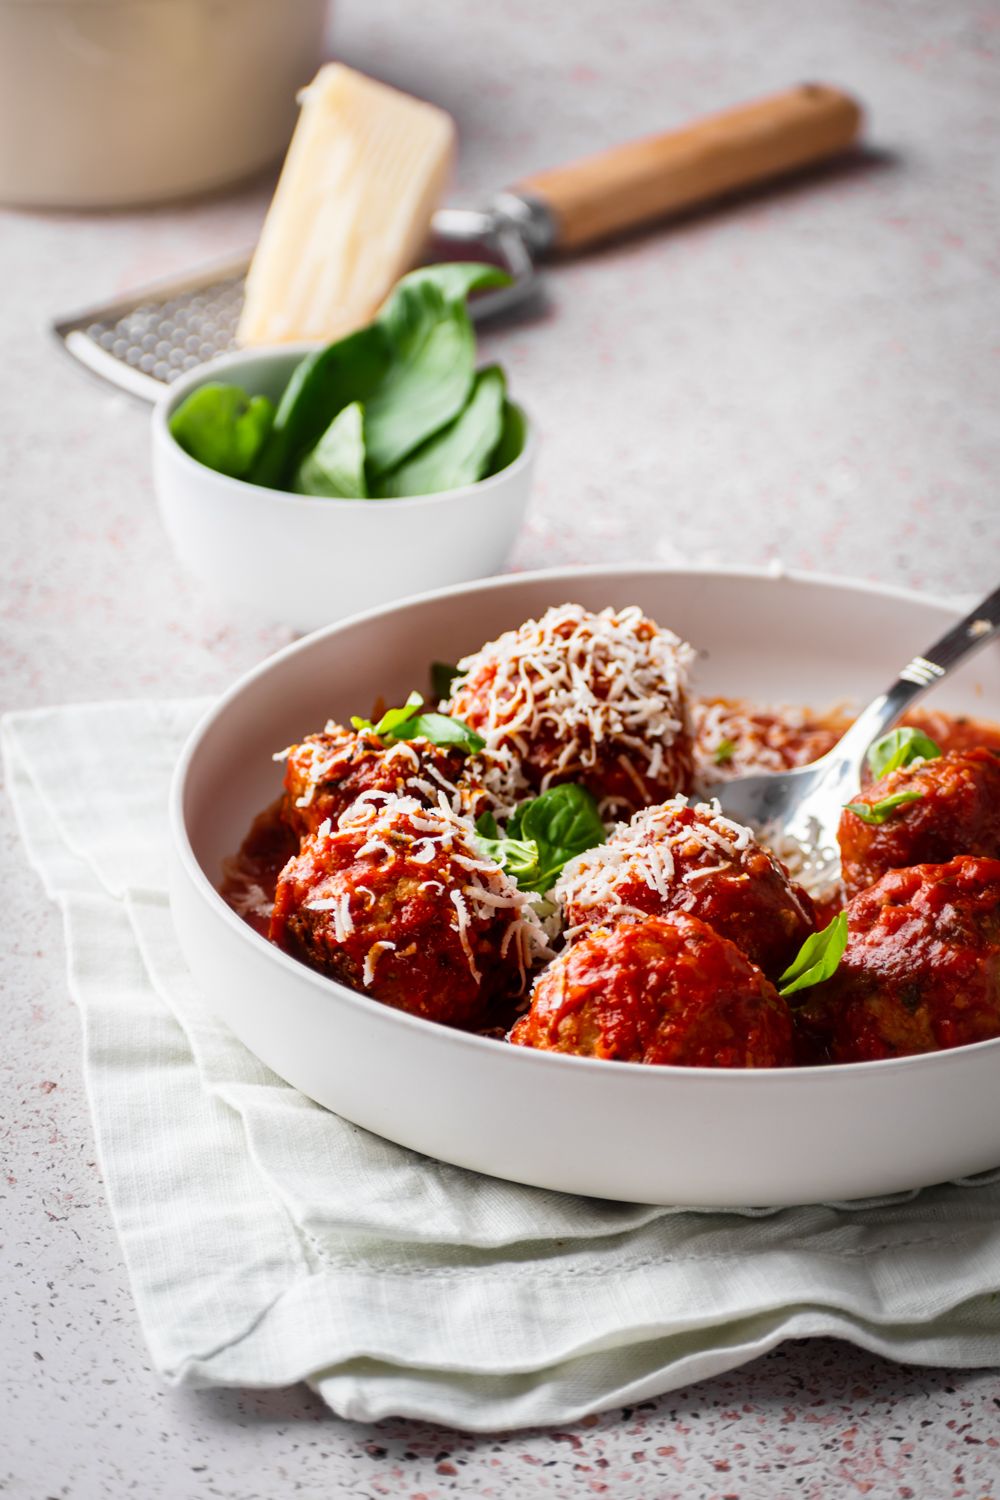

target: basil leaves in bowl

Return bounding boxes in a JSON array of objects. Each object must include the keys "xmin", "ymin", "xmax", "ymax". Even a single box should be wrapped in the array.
[{"xmin": 151, "ymin": 263, "xmax": 535, "ymax": 633}]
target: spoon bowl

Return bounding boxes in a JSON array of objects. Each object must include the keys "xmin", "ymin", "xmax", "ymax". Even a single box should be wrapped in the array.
[{"xmin": 703, "ymin": 585, "xmax": 1000, "ymax": 884}]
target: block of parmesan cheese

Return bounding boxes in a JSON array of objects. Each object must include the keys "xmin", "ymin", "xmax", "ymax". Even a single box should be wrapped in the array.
[{"xmin": 237, "ymin": 64, "xmax": 456, "ymax": 346}]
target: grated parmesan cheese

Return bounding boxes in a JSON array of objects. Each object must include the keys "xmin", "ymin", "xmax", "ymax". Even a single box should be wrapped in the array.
[
  {"xmin": 444, "ymin": 604, "xmax": 696, "ymax": 807},
  {"xmin": 310, "ymin": 790, "xmax": 554, "ymax": 989},
  {"xmin": 362, "ymin": 941, "xmax": 397, "ymax": 988},
  {"xmin": 555, "ymin": 796, "xmax": 761, "ymax": 928}
]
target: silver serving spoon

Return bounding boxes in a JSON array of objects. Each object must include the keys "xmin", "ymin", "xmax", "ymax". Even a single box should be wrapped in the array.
[{"xmin": 702, "ymin": 585, "xmax": 1000, "ymax": 890}]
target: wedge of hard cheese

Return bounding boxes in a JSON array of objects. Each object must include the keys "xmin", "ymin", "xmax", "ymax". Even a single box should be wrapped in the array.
[{"xmin": 237, "ymin": 64, "xmax": 456, "ymax": 346}]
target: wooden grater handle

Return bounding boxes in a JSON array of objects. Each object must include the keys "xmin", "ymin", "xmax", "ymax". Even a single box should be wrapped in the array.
[{"xmin": 513, "ymin": 83, "xmax": 863, "ymax": 252}]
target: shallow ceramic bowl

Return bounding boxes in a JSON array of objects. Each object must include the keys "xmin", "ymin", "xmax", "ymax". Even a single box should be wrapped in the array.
[
  {"xmin": 151, "ymin": 347, "xmax": 536, "ymax": 633},
  {"xmin": 169, "ymin": 565, "xmax": 1000, "ymax": 1207}
]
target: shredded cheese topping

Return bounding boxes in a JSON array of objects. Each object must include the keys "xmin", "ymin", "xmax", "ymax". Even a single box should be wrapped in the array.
[
  {"xmin": 445, "ymin": 604, "xmax": 695, "ymax": 800},
  {"xmin": 555, "ymin": 796, "xmax": 760, "ymax": 934},
  {"xmin": 308, "ymin": 791, "xmax": 553, "ymax": 988},
  {"xmin": 277, "ymin": 723, "xmax": 526, "ymax": 823}
]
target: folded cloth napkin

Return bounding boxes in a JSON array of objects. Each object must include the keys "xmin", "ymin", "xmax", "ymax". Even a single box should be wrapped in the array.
[{"xmin": 6, "ymin": 699, "xmax": 1000, "ymax": 1432}]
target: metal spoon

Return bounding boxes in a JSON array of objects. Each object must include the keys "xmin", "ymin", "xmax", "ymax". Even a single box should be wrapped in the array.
[{"xmin": 701, "ymin": 585, "xmax": 1000, "ymax": 889}]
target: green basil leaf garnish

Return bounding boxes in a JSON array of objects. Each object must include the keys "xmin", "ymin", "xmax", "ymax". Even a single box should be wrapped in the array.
[
  {"xmin": 431, "ymin": 661, "xmax": 462, "ymax": 701},
  {"xmin": 351, "ymin": 691, "xmax": 483, "ymax": 755},
  {"xmin": 713, "ymin": 737, "xmax": 736, "ymax": 765},
  {"xmin": 520, "ymin": 784, "xmax": 607, "ymax": 893},
  {"xmin": 866, "ymin": 727, "xmax": 942, "ymax": 781},
  {"xmin": 394, "ymin": 713, "xmax": 485, "ymax": 754},
  {"xmin": 375, "ymin": 366, "xmax": 506, "ymax": 498},
  {"xmin": 396, "ymin": 263, "xmax": 513, "ymax": 305},
  {"xmin": 250, "ymin": 323, "xmax": 392, "ymax": 489},
  {"xmin": 844, "ymin": 790, "xmax": 924, "ymax": 826},
  {"xmin": 483, "ymin": 399, "xmax": 527, "ymax": 478},
  {"xmin": 778, "ymin": 911, "xmax": 848, "ymax": 998},
  {"xmin": 363, "ymin": 266, "xmax": 508, "ymax": 479},
  {"xmin": 474, "ymin": 813, "xmax": 540, "ymax": 883},
  {"xmin": 169, "ymin": 383, "xmax": 275, "ymax": 479},
  {"xmin": 351, "ymin": 690, "xmax": 424, "ymax": 737},
  {"xmin": 291, "ymin": 401, "xmax": 368, "ymax": 497},
  {"xmin": 473, "ymin": 785, "xmax": 606, "ymax": 894},
  {"xmin": 183, "ymin": 264, "xmax": 522, "ymax": 496}
]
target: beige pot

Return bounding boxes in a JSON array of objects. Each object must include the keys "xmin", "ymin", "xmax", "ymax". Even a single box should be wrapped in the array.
[{"xmin": 0, "ymin": 0, "xmax": 329, "ymax": 208}]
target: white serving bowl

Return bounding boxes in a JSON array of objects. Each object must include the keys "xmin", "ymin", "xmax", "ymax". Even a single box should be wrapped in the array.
[
  {"xmin": 169, "ymin": 565, "xmax": 1000, "ymax": 1208},
  {"xmin": 151, "ymin": 347, "xmax": 537, "ymax": 634}
]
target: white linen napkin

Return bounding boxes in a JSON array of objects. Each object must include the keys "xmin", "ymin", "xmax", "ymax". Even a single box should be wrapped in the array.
[{"xmin": 5, "ymin": 698, "xmax": 1000, "ymax": 1432}]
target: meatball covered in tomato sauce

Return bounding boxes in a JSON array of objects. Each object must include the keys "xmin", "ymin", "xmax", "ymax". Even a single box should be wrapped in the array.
[
  {"xmin": 444, "ymin": 603, "xmax": 696, "ymax": 817},
  {"xmin": 555, "ymin": 797, "xmax": 815, "ymax": 981},
  {"xmin": 801, "ymin": 856, "xmax": 1000, "ymax": 1063},
  {"xmin": 510, "ymin": 913, "xmax": 794, "ymax": 1067},
  {"xmin": 839, "ymin": 747, "xmax": 1000, "ymax": 898},
  {"xmin": 280, "ymin": 723, "xmax": 526, "ymax": 837},
  {"xmin": 269, "ymin": 793, "xmax": 552, "ymax": 1028}
]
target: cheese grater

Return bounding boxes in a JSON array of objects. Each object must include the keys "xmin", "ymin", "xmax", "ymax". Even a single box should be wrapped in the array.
[
  {"xmin": 52, "ymin": 84, "xmax": 863, "ymax": 403},
  {"xmin": 52, "ymin": 210, "xmax": 540, "ymax": 402}
]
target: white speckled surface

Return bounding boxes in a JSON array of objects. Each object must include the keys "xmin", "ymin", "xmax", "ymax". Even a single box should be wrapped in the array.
[{"xmin": 3, "ymin": 0, "xmax": 1000, "ymax": 1493}]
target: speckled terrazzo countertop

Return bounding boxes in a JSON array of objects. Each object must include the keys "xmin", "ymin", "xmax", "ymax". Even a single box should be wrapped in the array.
[{"xmin": 3, "ymin": 1, "xmax": 1000, "ymax": 1494}]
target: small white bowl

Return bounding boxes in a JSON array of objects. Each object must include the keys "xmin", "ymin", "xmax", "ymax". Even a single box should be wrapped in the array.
[{"xmin": 151, "ymin": 347, "xmax": 537, "ymax": 634}]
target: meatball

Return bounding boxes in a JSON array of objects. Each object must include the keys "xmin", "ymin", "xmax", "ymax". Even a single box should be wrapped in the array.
[
  {"xmin": 280, "ymin": 722, "xmax": 526, "ymax": 837},
  {"xmin": 801, "ymin": 856, "xmax": 1000, "ymax": 1064},
  {"xmin": 270, "ymin": 793, "xmax": 552, "ymax": 1028},
  {"xmin": 554, "ymin": 797, "xmax": 816, "ymax": 981},
  {"xmin": 444, "ymin": 603, "xmax": 696, "ymax": 817},
  {"xmin": 510, "ymin": 914, "xmax": 794, "ymax": 1067},
  {"xmin": 839, "ymin": 747, "xmax": 1000, "ymax": 898}
]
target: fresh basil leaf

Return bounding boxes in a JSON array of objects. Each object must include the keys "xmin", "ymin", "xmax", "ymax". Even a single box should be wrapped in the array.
[
  {"xmin": 396, "ymin": 263, "xmax": 513, "ymax": 305},
  {"xmin": 351, "ymin": 691, "xmax": 422, "ymax": 737},
  {"xmin": 866, "ymin": 726, "xmax": 942, "ymax": 781},
  {"xmin": 474, "ymin": 813, "xmax": 540, "ymax": 884},
  {"xmin": 516, "ymin": 783, "xmax": 607, "ymax": 892},
  {"xmin": 352, "ymin": 692, "xmax": 483, "ymax": 754},
  {"xmin": 431, "ymin": 661, "xmax": 462, "ymax": 701},
  {"xmin": 484, "ymin": 399, "xmax": 527, "ymax": 478},
  {"xmin": 506, "ymin": 805, "xmax": 525, "ymax": 840},
  {"xmin": 375, "ymin": 366, "xmax": 506, "ymax": 497},
  {"xmin": 393, "ymin": 712, "xmax": 485, "ymax": 755},
  {"xmin": 249, "ymin": 323, "xmax": 392, "ymax": 489},
  {"xmin": 474, "ymin": 834, "xmax": 540, "ymax": 882},
  {"xmin": 363, "ymin": 279, "xmax": 478, "ymax": 477},
  {"xmin": 169, "ymin": 383, "xmax": 275, "ymax": 479},
  {"xmin": 476, "ymin": 811, "xmax": 500, "ymax": 840},
  {"xmin": 778, "ymin": 911, "xmax": 848, "ymax": 998},
  {"xmin": 246, "ymin": 264, "xmax": 514, "ymax": 490},
  {"xmin": 374, "ymin": 691, "xmax": 424, "ymax": 738},
  {"xmin": 844, "ymin": 790, "xmax": 924, "ymax": 826},
  {"xmin": 291, "ymin": 401, "xmax": 368, "ymax": 497},
  {"xmin": 714, "ymin": 737, "xmax": 737, "ymax": 766}
]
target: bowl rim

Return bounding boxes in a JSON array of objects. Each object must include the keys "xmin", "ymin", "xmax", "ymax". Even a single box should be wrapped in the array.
[
  {"xmin": 151, "ymin": 343, "xmax": 536, "ymax": 512},
  {"xmin": 169, "ymin": 561, "xmax": 1000, "ymax": 1086}
]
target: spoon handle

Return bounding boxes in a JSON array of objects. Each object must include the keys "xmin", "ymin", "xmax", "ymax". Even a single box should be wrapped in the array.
[{"xmin": 831, "ymin": 585, "xmax": 1000, "ymax": 769}]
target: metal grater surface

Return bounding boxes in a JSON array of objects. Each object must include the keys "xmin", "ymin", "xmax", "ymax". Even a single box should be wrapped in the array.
[
  {"xmin": 53, "ymin": 212, "xmax": 539, "ymax": 402},
  {"xmin": 53, "ymin": 253, "xmax": 253, "ymax": 402}
]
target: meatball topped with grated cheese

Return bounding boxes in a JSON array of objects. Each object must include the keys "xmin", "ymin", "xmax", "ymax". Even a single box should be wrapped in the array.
[
  {"xmin": 443, "ymin": 603, "xmax": 696, "ymax": 818},
  {"xmin": 269, "ymin": 792, "xmax": 552, "ymax": 1029},
  {"xmin": 555, "ymin": 797, "xmax": 816, "ymax": 981},
  {"xmin": 510, "ymin": 913, "xmax": 795, "ymax": 1068},
  {"xmin": 280, "ymin": 722, "xmax": 527, "ymax": 838}
]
